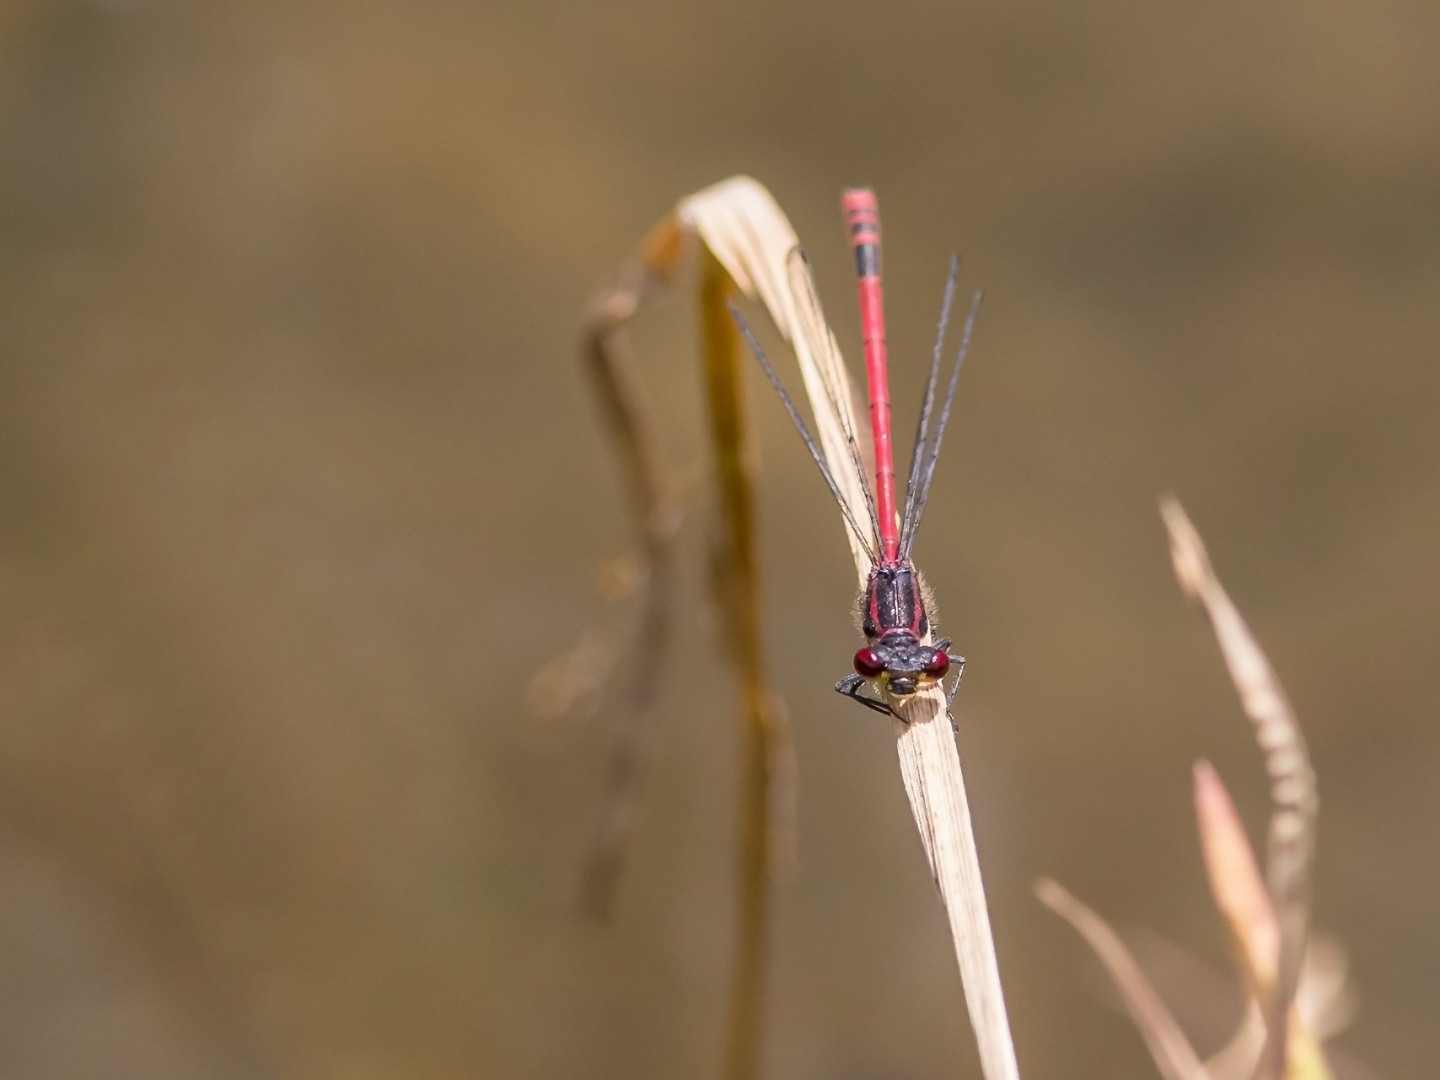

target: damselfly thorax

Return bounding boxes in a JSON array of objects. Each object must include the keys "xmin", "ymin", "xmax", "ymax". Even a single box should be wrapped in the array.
[
  {"xmin": 731, "ymin": 188, "xmax": 980, "ymax": 720},
  {"xmin": 853, "ymin": 563, "xmax": 951, "ymax": 699}
]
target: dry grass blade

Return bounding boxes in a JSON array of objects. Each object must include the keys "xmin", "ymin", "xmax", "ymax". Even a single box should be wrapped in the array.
[
  {"xmin": 698, "ymin": 247, "xmax": 785, "ymax": 1080},
  {"xmin": 681, "ymin": 178, "xmax": 1021, "ymax": 1080},
  {"xmin": 1036, "ymin": 879, "xmax": 1213, "ymax": 1080},
  {"xmin": 559, "ymin": 183, "xmax": 795, "ymax": 1080},
  {"xmin": 1207, "ymin": 1003, "xmax": 1269, "ymax": 1080},
  {"xmin": 574, "ymin": 221, "xmax": 689, "ymax": 916},
  {"xmin": 892, "ymin": 685, "xmax": 1020, "ymax": 1080},
  {"xmin": 1193, "ymin": 762, "xmax": 1333, "ymax": 1080},
  {"xmin": 1193, "ymin": 760, "xmax": 1282, "ymax": 993},
  {"xmin": 682, "ymin": 180, "xmax": 875, "ymax": 572},
  {"xmin": 1161, "ymin": 499, "xmax": 1319, "ymax": 1080},
  {"xmin": 783, "ymin": 246, "xmax": 880, "ymax": 552}
]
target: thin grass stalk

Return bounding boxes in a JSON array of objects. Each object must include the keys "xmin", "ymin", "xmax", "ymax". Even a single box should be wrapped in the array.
[
  {"xmin": 576, "ymin": 219, "xmax": 689, "ymax": 915},
  {"xmin": 1192, "ymin": 762, "xmax": 1332, "ymax": 1080},
  {"xmin": 891, "ymin": 687, "xmax": 1021, "ymax": 1080},
  {"xmin": 700, "ymin": 250, "xmax": 778, "ymax": 1080},
  {"xmin": 1036, "ymin": 879, "xmax": 1213, "ymax": 1080},
  {"xmin": 1161, "ymin": 499, "xmax": 1319, "ymax": 1080},
  {"xmin": 1039, "ymin": 502, "xmax": 1332, "ymax": 1080}
]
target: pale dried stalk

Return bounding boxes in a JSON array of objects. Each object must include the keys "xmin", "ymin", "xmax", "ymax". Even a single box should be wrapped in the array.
[
  {"xmin": 698, "ymin": 248, "xmax": 782, "ymax": 1080},
  {"xmin": 1206, "ymin": 1003, "xmax": 1269, "ymax": 1080},
  {"xmin": 1040, "ymin": 505, "xmax": 1331, "ymax": 1080},
  {"xmin": 1193, "ymin": 763, "xmax": 1332, "ymax": 1080},
  {"xmin": 1161, "ymin": 499, "xmax": 1319, "ymax": 1080},
  {"xmin": 680, "ymin": 180, "xmax": 874, "ymax": 572},
  {"xmin": 576, "ymin": 221, "xmax": 688, "ymax": 916},
  {"xmin": 683, "ymin": 176, "xmax": 1020, "ymax": 1080},
  {"xmin": 1193, "ymin": 760, "xmax": 1281, "ymax": 990},
  {"xmin": 892, "ymin": 685, "xmax": 1020, "ymax": 1080},
  {"xmin": 1036, "ymin": 879, "xmax": 1213, "ymax": 1080},
  {"xmin": 565, "ymin": 193, "xmax": 782, "ymax": 1080}
]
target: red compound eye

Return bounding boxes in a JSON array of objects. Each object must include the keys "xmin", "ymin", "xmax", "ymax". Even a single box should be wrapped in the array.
[
  {"xmin": 853, "ymin": 648, "xmax": 884, "ymax": 678},
  {"xmin": 923, "ymin": 652, "xmax": 950, "ymax": 677}
]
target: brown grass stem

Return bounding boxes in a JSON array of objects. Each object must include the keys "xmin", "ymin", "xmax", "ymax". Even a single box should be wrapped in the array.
[
  {"xmin": 1161, "ymin": 499, "xmax": 1319, "ymax": 1080},
  {"xmin": 1036, "ymin": 879, "xmax": 1213, "ymax": 1080},
  {"xmin": 701, "ymin": 249, "xmax": 783, "ymax": 1080},
  {"xmin": 574, "ymin": 217, "xmax": 689, "ymax": 917}
]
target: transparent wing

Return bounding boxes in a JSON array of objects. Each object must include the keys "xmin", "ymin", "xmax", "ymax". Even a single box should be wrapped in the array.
[
  {"xmin": 680, "ymin": 177, "xmax": 877, "ymax": 580},
  {"xmin": 783, "ymin": 246, "xmax": 880, "ymax": 561}
]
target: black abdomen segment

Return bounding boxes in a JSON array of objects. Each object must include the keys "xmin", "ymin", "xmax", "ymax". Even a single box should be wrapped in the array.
[{"xmin": 864, "ymin": 564, "xmax": 928, "ymax": 639}]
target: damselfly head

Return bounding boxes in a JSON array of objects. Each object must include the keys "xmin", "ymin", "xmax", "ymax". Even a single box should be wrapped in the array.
[{"xmin": 853, "ymin": 633, "xmax": 949, "ymax": 698}]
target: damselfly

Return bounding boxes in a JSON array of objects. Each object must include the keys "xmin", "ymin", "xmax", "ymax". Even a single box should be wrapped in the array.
[{"xmin": 732, "ymin": 189, "xmax": 980, "ymax": 720}]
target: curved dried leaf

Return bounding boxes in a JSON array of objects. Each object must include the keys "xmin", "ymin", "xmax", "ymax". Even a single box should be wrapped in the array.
[
  {"xmin": 1161, "ymin": 498, "xmax": 1319, "ymax": 1080},
  {"xmin": 1193, "ymin": 762, "xmax": 1334, "ymax": 1080},
  {"xmin": 1037, "ymin": 878, "xmax": 1212, "ymax": 1080},
  {"xmin": 681, "ymin": 177, "xmax": 876, "ymax": 572},
  {"xmin": 892, "ymin": 685, "xmax": 1020, "ymax": 1080},
  {"xmin": 1194, "ymin": 760, "xmax": 1281, "ymax": 994}
]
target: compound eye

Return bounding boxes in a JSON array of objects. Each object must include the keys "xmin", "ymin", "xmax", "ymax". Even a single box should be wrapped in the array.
[
  {"xmin": 923, "ymin": 652, "xmax": 950, "ymax": 677},
  {"xmin": 853, "ymin": 648, "xmax": 885, "ymax": 678}
]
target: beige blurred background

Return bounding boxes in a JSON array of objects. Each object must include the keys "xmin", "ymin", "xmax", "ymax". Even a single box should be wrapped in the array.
[{"xmin": 0, "ymin": 0, "xmax": 1436, "ymax": 1077}]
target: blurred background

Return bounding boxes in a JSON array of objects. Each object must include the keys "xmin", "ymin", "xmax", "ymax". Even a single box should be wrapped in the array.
[{"xmin": 0, "ymin": 0, "xmax": 1436, "ymax": 1077}]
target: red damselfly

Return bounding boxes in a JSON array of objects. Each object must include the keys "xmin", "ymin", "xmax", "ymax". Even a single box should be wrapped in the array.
[{"xmin": 732, "ymin": 189, "xmax": 981, "ymax": 720}]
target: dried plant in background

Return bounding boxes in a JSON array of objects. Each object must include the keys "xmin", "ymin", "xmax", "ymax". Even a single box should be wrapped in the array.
[
  {"xmin": 1039, "ymin": 499, "xmax": 1343, "ymax": 1080},
  {"xmin": 533, "ymin": 177, "xmax": 1020, "ymax": 1080},
  {"xmin": 532, "ymin": 183, "xmax": 785, "ymax": 1080}
]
